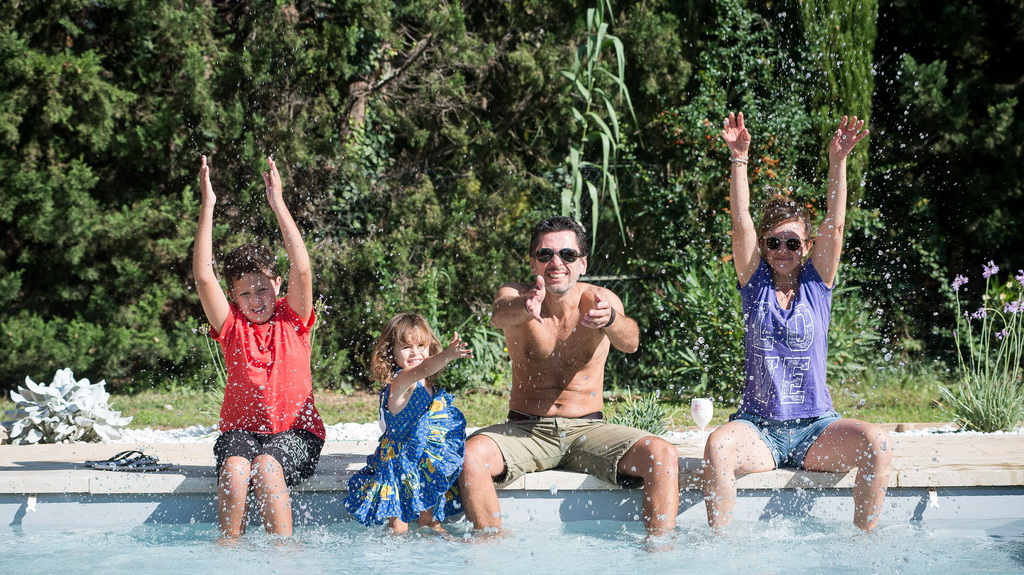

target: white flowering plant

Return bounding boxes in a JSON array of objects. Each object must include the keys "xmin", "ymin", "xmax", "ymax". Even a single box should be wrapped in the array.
[
  {"xmin": 941, "ymin": 262, "xmax": 1024, "ymax": 432},
  {"xmin": 2, "ymin": 368, "xmax": 133, "ymax": 444}
]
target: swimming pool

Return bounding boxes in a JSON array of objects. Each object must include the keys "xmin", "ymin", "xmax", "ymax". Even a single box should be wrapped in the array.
[
  {"xmin": 1, "ymin": 434, "xmax": 1021, "ymax": 573},
  {"xmin": 2, "ymin": 518, "xmax": 1021, "ymax": 575}
]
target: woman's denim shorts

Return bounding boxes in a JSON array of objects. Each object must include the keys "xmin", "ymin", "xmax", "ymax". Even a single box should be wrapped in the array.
[{"xmin": 729, "ymin": 411, "xmax": 841, "ymax": 469}]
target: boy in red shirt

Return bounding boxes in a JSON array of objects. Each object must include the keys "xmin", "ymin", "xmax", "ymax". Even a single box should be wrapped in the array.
[{"xmin": 193, "ymin": 154, "xmax": 325, "ymax": 539}]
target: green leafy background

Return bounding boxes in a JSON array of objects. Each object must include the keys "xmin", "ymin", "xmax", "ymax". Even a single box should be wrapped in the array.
[{"xmin": 1, "ymin": 1, "xmax": 1021, "ymax": 410}]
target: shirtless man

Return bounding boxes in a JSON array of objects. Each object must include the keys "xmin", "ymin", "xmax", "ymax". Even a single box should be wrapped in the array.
[{"xmin": 458, "ymin": 216, "xmax": 680, "ymax": 536}]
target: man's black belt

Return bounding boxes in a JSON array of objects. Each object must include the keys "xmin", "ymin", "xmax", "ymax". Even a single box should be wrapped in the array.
[{"xmin": 507, "ymin": 409, "xmax": 604, "ymax": 422}]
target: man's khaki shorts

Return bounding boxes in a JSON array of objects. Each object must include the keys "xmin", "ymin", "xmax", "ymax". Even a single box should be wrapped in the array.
[{"xmin": 470, "ymin": 416, "xmax": 653, "ymax": 488}]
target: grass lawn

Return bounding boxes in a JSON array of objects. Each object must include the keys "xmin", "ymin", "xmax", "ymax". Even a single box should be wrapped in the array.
[
  {"xmin": 102, "ymin": 387, "xmax": 514, "ymax": 429},
  {"xmin": 1, "ymin": 360, "xmax": 949, "ymax": 431}
]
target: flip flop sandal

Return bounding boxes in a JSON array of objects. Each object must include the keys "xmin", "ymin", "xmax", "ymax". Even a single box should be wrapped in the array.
[
  {"xmin": 116, "ymin": 457, "xmax": 172, "ymax": 472},
  {"xmin": 85, "ymin": 450, "xmax": 146, "ymax": 468},
  {"xmin": 86, "ymin": 450, "xmax": 172, "ymax": 472}
]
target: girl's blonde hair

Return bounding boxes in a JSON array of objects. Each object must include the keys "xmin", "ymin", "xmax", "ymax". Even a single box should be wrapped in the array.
[
  {"xmin": 369, "ymin": 312, "xmax": 444, "ymax": 385},
  {"xmin": 757, "ymin": 195, "xmax": 814, "ymax": 240}
]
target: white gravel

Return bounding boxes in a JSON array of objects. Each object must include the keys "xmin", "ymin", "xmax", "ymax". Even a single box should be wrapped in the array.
[
  {"xmin": 110, "ymin": 422, "xmax": 1022, "ymax": 443},
  {"xmin": 113, "ymin": 422, "xmax": 387, "ymax": 443}
]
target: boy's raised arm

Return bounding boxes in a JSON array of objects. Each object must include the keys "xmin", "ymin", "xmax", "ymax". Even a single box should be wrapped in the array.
[
  {"xmin": 264, "ymin": 156, "xmax": 313, "ymax": 323},
  {"xmin": 193, "ymin": 155, "xmax": 231, "ymax": 333}
]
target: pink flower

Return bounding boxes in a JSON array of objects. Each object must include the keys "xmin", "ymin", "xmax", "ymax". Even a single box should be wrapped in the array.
[
  {"xmin": 952, "ymin": 275, "xmax": 968, "ymax": 291},
  {"xmin": 1006, "ymin": 300, "xmax": 1023, "ymax": 314},
  {"xmin": 1017, "ymin": 270, "xmax": 1024, "ymax": 288},
  {"xmin": 996, "ymin": 329, "xmax": 1009, "ymax": 340},
  {"xmin": 971, "ymin": 307, "xmax": 987, "ymax": 320},
  {"xmin": 983, "ymin": 260, "xmax": 999, "ymax": 279}
]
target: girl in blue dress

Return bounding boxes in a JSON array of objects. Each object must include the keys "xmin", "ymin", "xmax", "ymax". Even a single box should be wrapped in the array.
[{"xmin": 345, "ymin": 312, "xmax": 473, "ymax": 534}]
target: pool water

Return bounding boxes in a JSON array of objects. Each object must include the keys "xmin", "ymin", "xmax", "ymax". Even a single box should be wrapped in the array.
[{"xmin": 2, "ymin": 519, "xmax": 1022, "ymax": 575}]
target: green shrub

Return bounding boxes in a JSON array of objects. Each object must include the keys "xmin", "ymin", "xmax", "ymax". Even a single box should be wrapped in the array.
[
  {"xmin": 827, "ymin": 283, "xmax": 884, "ymax": 380},
  {"xmin": 445, "ymin": 320, "xmax": 511, "ymax": 393},
  {"xmin": 940, "ymin": 265, "xmax": 1024, "ymax": 432},
  {"xmin": 608, "ymin": 391, "xmax": 669, "ymax": 435},
  {"xmin": 941, "ymin": 375, "xmax": 1024, "ymax": 433},
  {"xmin": 628, "ymin": 248, "xmax": 745, "ymax": 400}
]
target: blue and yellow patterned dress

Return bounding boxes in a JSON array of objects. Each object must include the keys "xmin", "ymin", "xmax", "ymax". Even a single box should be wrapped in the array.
[{"xmin": 344, "ymin": 380, "xmax": 465, "ymax": 525}]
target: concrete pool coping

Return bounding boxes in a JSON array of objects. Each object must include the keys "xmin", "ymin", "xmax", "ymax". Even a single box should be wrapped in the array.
[
  {"xmin": 2, "ymin": 429, "xmax": 1023, "ymax": 528},
  {"xmin": 1, "ymin": 431, "xmax": 1023, "ymax": 494}
]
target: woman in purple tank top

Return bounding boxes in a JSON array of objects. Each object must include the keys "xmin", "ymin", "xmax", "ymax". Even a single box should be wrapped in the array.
[{"xmin": 702, "ymin": 112, "xmax": 892, "ymax": 532}]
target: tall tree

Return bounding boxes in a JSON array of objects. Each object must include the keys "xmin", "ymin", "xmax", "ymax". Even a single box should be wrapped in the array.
[
  {"xmin": 791, "ymin": 0, "xmax": 878, "ymax": 198},
  {"xmin": 868, "ymin": 0, "xmax": 1024, "ymax": 349},
  {"xmin": 0, "ymin": 0, "xmax": 696, "ymax": 391}
]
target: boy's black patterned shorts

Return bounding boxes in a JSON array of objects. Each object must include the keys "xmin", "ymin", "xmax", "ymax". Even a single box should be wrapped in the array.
[{"xmin": 214, "ymin": 429, "xmax": 324, "ymax": 487}]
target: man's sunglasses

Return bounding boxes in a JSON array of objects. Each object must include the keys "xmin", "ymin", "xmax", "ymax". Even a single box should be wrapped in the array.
[
  {"xmin": 534, "ymin": 248, "xmax": 582, "ymax": 263},
  {"xmin": 763, "ymin": 236, "xmax": 806, "ymax": 252}
]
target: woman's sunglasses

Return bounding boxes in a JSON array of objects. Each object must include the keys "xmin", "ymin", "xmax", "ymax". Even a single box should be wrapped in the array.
[
  {"xmin": 763, "ymin": 236, "xmax": 806, "ymax": 252},
  {"xmin": 534, "ymin": 248, "xmax": 582, "ymax": 263}
]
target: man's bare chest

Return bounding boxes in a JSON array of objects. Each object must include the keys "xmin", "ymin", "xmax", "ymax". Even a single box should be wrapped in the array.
[{"xmin": 516, "ymin": 321, "xmax": 602, "ymax": 365}]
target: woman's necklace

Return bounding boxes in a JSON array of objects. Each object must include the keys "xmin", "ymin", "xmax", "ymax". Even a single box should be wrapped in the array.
[
  {"xmin": 773, "ymin": 273, "xmax": 798, "ymax": 310},
  {"xmin": 776, "ymin": 287, "xmax": 796, "ymax": 309}
]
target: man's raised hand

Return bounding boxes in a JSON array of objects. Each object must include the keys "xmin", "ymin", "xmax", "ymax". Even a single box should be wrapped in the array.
[
  {"xmin": 524, "ymin": 275, "xmax": 545, "ymax": 323},
  {"xmin": 581, "ymin": 293, "xmax": 614, "ymax": 329}
]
